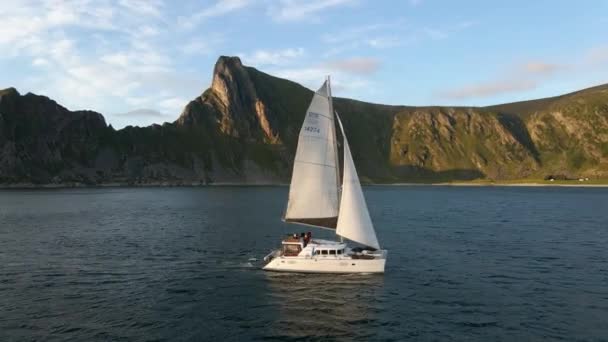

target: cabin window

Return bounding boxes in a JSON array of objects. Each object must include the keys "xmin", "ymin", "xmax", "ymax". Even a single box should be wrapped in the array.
[
  {"xmin": 282, "ymin": 244, "xmax": 302, "ymax": 256},
  {"xmin": 315, "ymin": 250, "xmax": 320, "ymax": 255},
  {"xmin": 337, "ymin": 249, "xmax": 342, "ymax": 255},
  {"xmin": 321, "ymin": 250, "xmax": 328, "ymax": 255},
  {"xmin": 329, "ymin": 250, "xmax": 336, "ymax": 255}
]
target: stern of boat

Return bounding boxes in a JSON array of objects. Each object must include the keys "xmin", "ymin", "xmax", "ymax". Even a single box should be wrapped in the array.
[{"xmin": 263, "ymin": 249, "xmax": 281, "ymax": 262}]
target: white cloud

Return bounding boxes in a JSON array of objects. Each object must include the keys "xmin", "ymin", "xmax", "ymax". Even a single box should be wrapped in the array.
[
  {"xmin": 320, "ymin": 21, "xmax": 408, "ymax": 57},
  {"xmin": 437, "ymin": 60, "xmax": 571, "ymax": 100},
  {"xmin": 116, "ymin": 108, "xmax": 171, "ymax": 118},
  {"xmin": 159, "ymin": 97, "xmax": 188, "ymax": 115},
  {"xmin": 521, "ymin": 61, "xmax": 565, "ymax": 75},
  {"xmin": 319, "ymin": 19, "xmax": 475, "ymax": 57},
  {"xmin": 439, "ymin": 79, "xmax": 537, "ymax": 100},
  {"xmin": 118, "ymin": 0, "xmax": 164, "ymax": 18},
  {"xmin": 269, "ymin": 0, "xmax": 356, "ymax": 22},
  {"xmin": 126, "ymin": 96, "xmax": 152, "ymax": 107},
  {"xmin": 272, "ymin": 66, "xmax": 371, "ymax": 94},
  {"xmin": 179, "ymin": 0, "xmax": 253, "ymax": 29},
  {"xmin": 240, "ymin": 48, "xmax": 305, "ymax": 66},
  {"xmin": 0, "ymin": 0, "xmax": 209, "ymax": 128},
  {"xmin": 265, "ymin": 56, "xmax": 380, "ymax": 95},
  {"xmin": 181, "ymin": 35, "xmax": 225, "ymax": 55},
  {"xmin": 324, "ymin": 57, "xmax": 381, "ymax": 74},
  {"xmin": 101, "ymin": 53, "xmax": 131, "ymax": 68},
  {"xmin": 32, "ymin": 58, "xmax": 49, "ymax": 67},
  {"xmin": 365, "ymin": 36, "xmax": 401, "ymax": 48}
]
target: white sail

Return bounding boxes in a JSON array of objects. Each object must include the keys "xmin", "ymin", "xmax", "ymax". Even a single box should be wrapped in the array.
[
  {"xmin": 284, "ymin": 80, "xmax": 340, "ymax": 229},
  {"xmin": 335, "ymin": 113, "xmax": 380, "ymax": 249}
]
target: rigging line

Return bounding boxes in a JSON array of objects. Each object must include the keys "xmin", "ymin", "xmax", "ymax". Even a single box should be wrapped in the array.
[
  {"xmin": 308, "ymin": 111, "xmax": 333, "ymax": 121},
  {"xmin": 293, "ymin": 160, "xmax": 337, "ymax": 168}
]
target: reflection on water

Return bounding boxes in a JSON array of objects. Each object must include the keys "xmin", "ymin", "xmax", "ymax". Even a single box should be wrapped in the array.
[{"xmin": 264, "ymin": 273, "xmax": 385, "ymax": 340}]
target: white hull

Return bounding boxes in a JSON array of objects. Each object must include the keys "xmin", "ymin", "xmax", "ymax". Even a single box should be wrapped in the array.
[{"xmin": 263, "ymin": 250, "xmax": 387, "ymax": 274}]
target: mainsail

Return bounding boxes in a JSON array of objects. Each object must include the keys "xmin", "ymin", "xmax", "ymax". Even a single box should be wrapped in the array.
[
  {"xmin": 284, "ymin": 80, "xmax": 340, "ymax": 229},
  {"xmin": 335, "ymin": 113, "xmax": 381, "ymax": 249}
]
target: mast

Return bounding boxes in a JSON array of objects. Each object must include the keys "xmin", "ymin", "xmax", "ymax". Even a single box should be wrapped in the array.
[
  {"xmin": 327, "ymin": 76, "xmax": 341, "ymax": 205},
  {"xmin": 327, "ymin": 76, "xmax": 343, "ymax": 242}
]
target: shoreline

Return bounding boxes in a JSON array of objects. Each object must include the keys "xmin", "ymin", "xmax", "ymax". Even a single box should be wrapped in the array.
[
  {"xmin": 0, "ymin": 182, "xmax": 287, "ymax": 190},
  {"xmin": 2, "ymin": 181, "xmax": 608, "ymax": 189}
]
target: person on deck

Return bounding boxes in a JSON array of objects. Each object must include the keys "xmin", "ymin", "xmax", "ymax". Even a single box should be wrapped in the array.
[{"xmin": 305, "ymin": 231, "xmax": 312, "ymax": 245}]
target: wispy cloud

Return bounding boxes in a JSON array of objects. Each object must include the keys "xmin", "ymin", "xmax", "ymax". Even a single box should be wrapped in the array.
[
  {"xmin": 181, "ymin": 35, "xmax": 225, "ymax": 55},
  {"xmin": 118, "ymin": 0, "xmax": 164, "ymax": 18},
  {"xmin": 0, "ymin": 0, "xmax": 209, "ymax": 127},
  {"xmin": 521, "ymin": 61, "xmax": 565, "ymax": 75},
  {"xmin": 32, "ymin": 57, "xmax": 50, "ymax": 67},
  {"xmin": 269, "ymin": 0, "xmax": 357, "ymax": 22},
  {"xmin": 159, "ymin": 97, "xmax": 189, "ymax": 114},
  {"xmin": 271, "ymin": 66, "xmax": 371, "ymax": 93},
  {"xmin": 422, "ymin": 28, "xmax": 448, "ymax": 40},
  {"xmin": 239, "ymin": 48, "xmax": 305, "ymax": 66},
  {"xmin": 437, "ymin": 55, "xmax": 589, "ymax": 101},
  {"xmin": 178, "ymin": 0, "xmax": 253, "ymax": 29},
  {"xmin": 439, "ymin": 79, "xmax": 537, "ymax": 100},
  {"xmin": 115, "ymin": 108, "xmax": 171, "ymax": 118},
  {"xmin": 112, "ymin": 108, "xmax": 174, "ymax": 128},
  {"xmin": 437, "ymin": 61, "xmax": 561, "ymax": 100},
  {"xmin": 320, "ymin": 19, "xmax": 474, "ymax": 57},
  {"xmin": 320, "ymin": 21, "xmax": 407, "ymax": 56},
  {"xmin": 321, "ymin": 21, "xmax": 404, "ymax": 44},
  {"xmin": 586, "ymin": 46, "xmax": 608, "ymax": 65},
  {"xmin": 366, "ymin": 36, "xmax": 402, "ymax": 48},
  {"xmin": 324, "ymin": 57, "xmax": 381, "ymax": 74},
  {"xmin": 262, "ymin": 55, "xmax": 382, "ymax": 96}
]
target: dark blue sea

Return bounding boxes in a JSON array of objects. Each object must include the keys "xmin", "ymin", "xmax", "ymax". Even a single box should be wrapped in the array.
[{"xmin": 1, "ymin": 186, "xmax": 607, "ymax": 341}]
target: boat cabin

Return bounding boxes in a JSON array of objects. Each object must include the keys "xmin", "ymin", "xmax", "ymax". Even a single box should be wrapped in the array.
[
  {"xmin": 281, "ymin": 238, "xmax": 347, "ymax": 258},
  {"xmin": 313, "ymin": 247, "xmax": 345, "ymax": 256}
]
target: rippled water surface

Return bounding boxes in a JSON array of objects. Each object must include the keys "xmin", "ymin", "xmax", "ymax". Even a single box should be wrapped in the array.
[{"xmin": 1, "ymin": 186, "xmax": 607, "ymax": 341}]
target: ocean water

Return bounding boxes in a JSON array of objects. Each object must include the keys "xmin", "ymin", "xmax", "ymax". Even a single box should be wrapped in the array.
[{"xmin": 0, "ymin": 186, "xmax": 607, "ymax": 341}]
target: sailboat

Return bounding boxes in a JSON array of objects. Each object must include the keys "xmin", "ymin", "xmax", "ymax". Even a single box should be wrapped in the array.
[{"xmin": 263, "ymin": 77, "xmax": 387, "ymax": 273}]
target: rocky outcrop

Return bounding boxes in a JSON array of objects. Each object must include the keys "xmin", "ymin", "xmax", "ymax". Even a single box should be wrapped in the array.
[
  {"xmin": 177, "ymin": 56, "xmax": 280, "ymax": 144},
  {"xmin": 0, "ymin": 88, "xmax": 108, "ymax": 184},
  {"xmin": 1, "ymin": 56, "xmax": 607, "ymax": 186}
]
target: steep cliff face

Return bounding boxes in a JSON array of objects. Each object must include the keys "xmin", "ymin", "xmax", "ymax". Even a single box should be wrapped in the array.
[
  {"xmin": 0, "ymin": 88, "xmax": 108, "ymax": 183},
  {"xmin": 177, "ymin": 57, "xmax": 280, "ymax": 144},
  {"xmin": 389, "ymin": 108, "xmax": 540, "ymax": 180},
  {"xmin": 479, "ymin": 84, "xmax": 608, "ymax": 179},
  {"xmin": 1, "ymin": 56, "xmax": 607, "ymax": 186},
  {"xmin": 524, "ymin": 87, "xmax": 608, "ymax": 178}
]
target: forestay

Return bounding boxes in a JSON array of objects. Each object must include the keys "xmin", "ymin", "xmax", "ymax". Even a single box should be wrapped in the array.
[
  {"xmin": 284, "ymin": 81, "xmax": 340, "ymax": 229},
  {"xmin": 335, "ymin": 113, "xmax": 380, "ymax": 249}
]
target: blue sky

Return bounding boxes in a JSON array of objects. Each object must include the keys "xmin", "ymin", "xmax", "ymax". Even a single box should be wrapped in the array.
[{"xmin": 1, "ymin": 0, "xmax": 607, "ymax": 128}]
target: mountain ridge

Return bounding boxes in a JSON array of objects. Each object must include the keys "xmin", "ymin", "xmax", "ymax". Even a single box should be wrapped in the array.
[{"xmin": 1, "ymin": 56, "xmax": 607, "ymax": 186}]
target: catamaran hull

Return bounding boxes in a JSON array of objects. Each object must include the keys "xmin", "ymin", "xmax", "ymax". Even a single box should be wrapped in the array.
[{"xmin": 263, "ymin": 251, "xmax": 387, "ymax": 274}]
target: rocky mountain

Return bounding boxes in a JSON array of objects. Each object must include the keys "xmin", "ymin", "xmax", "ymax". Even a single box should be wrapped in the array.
[{"xmin": 1, "ymin": 56, "xmax": 607, "ymax": 186}]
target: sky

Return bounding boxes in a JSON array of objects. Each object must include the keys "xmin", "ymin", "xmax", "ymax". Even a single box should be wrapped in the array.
[{"xmin": 1, "ymin": 0, "xmax": 608, "ymax": 128}]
